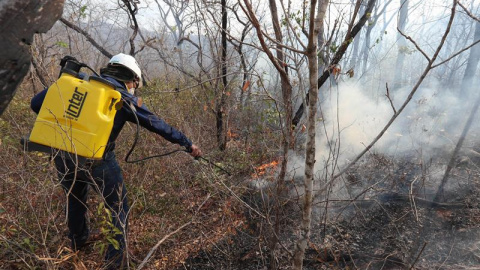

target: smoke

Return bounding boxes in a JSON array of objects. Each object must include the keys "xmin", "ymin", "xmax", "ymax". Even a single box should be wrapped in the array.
[{"xmin": 288, "ymin": 78, "xmax": 480, "ymax": 180}]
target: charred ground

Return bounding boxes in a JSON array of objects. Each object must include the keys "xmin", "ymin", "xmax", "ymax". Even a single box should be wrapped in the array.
[{"xmin": 177, "ymin": 148, "xmax": 480, "ymax": 269}]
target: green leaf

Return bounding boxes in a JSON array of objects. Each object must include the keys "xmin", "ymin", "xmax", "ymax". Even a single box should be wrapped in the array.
[
  {"xmin": 80, "ymin": 5, "xmax": 88, "ymax": 18},
  {"xmin": 23, "ymin": 238, "xmax": 35, "ymax": 252},
  {"xmin": 108, "ymin": 238, "xmax": 120, "ymax": 250},
  {"xmin": 97, "ymin": 202, "xmax": 104, "ymax": 215},
  {"xmin": 0, "ymin": 208, "xmax": 5, "ymax": 214},
  {"xmin": 98, "ymin": 242, "xmax": 106, "ymax": 255},
  {"xmin": 112, "ymin": 227, "xmax": 123, "ymax": 236},
  {"xmin": 330, "ymin": 44, "xmax": 338, "ymax": 53},
  {"xmin": 56, "ymin": 41, "xmax": 68, "ymax": 48}
]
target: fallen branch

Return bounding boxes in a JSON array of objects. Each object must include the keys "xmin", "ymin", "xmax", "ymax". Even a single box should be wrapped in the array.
[
  {"xmin": 136, "ymin": 193, "xmax": 212, "ymax": 269},
  {"xmin": 409, "ymin": 242, "xmax": 427, "ymax": 269},
  {"xmin": 137, "ymin": 221, "xmax": 192, "ymax": 270}
]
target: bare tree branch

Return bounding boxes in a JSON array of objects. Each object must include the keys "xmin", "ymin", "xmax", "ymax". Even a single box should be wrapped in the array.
[
  {"xmin": 120, "ymin": 0, "xmax": 139, "ymax": 56},
  {"xmin": 458, "ymin": 1, "xmax": 480, "ymax": 23},
  {"xmin": 385, "ymin": 83, "xmax": 396, "ymax": 114},
  {"xmin": 325, "ymin": 0, "xmax": 459, "ymax": 188},
  {"xmin": 292, "ymin": 0, "xmax": 377, "ymax": 127},
  {"xmin": 30, "ymin": 57, "xmax": 48, "ymax": 88},
  {"xmin": 241, "ymin": 0, "xmax": 289, "ymax": 82},
  {"xmin": 432, "ymin": 38, "xmax": 480, "ymax": 69},
  {"xmin": 59, "ymin": 17, "xmax": 113, "ymax": 58},
  {"xmin": 398, "ymin": 29, "xmax": 431, "ymax": 62}
]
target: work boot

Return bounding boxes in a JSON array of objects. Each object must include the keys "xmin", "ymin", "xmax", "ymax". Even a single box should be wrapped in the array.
[
  {"xmin": 70, "ymin": 228, "xmax": 90, "ymax": 251},
  {"xmin": 71, "ymin": 229, "xmax": 104, "ymax": 251},
  {"xmin": 103, "ymin": 253, "xmax": 127, "ymax": 270}
]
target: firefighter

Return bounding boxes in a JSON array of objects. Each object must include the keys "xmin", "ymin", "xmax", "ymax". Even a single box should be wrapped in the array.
[{"xmin": 30, "ymin": 53, "xmax": 201, "ymax": 269}]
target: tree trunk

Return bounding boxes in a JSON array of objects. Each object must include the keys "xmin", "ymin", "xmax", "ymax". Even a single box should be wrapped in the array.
[
  {"xmin": 461, "ymin": 15, "xmax": 480, "ymax": 94},
  {"xmin": 361, "ymin": 0, "xmax": 385, "ymax": 74},
  {"xmin": 360, "ymin": 20, "xmax": 374, "ymax": 74},
  {"xmin": 393, "ymin": 0, "xmax": 409, "ymax": 89},
  {"xmin": 216, "ymin": 0, "xmax": 228, "ymax": 150},
  {"xmin": 241, "ymin": 1, "xmax": 296, "ymax": 265},
  {"xmin": 0, "ymin": 0, "xmax": 64, "ymax": 115},
  {"xmin": 237, "ymin": 23, "xmax": 251, "ymax": 110},
  {"xmin": 268, "ymin": 0, "xmax": 291, "ymax": 266},
  {"xmin": 292, "ymin": 1, "xmax": 328, "ymax": 268},
  {"xmin": 348, "ymin": 2, "xmax": 366, "ymax": 70}
]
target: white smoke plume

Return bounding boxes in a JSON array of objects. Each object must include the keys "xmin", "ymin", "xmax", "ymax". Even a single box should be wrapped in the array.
[{"xmin": 288, "ymin": 79, "xmax": 479, "ymax": 180}]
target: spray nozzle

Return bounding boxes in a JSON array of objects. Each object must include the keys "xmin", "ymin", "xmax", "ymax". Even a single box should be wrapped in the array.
[{"xmin": 58, "ymin": 55, "xmax": 100, "ymax": 79}]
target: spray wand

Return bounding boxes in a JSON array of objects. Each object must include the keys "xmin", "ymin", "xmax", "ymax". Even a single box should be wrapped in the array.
[
  {"xmin": 191, "ymin": 154, "xmax": 232, "ymax": 176},
  {"xmin": 123, "ymin": 100, "xmax": 232, "ymax": 175},
  {"xmin": 126, "ymin": 144, "xmax": 232, "ymax": 175}
]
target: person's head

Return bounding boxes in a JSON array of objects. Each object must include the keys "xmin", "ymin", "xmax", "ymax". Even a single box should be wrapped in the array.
[{"xmin": 101, "ymin": 53, "xmax": 142, "ymax": 94}]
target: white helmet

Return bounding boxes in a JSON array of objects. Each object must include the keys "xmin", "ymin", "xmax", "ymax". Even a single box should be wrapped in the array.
[{"xmin": 108, "ymin": 53, "xmax": 142, "ymax": 81}]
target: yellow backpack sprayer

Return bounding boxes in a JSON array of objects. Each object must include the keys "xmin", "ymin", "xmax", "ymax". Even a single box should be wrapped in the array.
[
  {"xmin": 23, "ymin": 56, "xmax": 231, "ymax": 175},
  {"xmin": 23, "ymin": 56, "xmax": 122, "ymax": 160}
]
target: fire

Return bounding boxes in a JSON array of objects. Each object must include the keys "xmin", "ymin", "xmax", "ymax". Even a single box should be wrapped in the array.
[
  {"xmin": 227, "ymin": 128, "xmax": 239, "ymax": 140},
  {"xmin": 251, "ymin": 160, "xmax": 279, "ymax": 179}
]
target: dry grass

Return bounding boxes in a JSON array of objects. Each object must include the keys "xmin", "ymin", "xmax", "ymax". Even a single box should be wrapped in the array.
[{"xmin": 0, "ymin": 79, "xmax": 277, "ymax": 270}]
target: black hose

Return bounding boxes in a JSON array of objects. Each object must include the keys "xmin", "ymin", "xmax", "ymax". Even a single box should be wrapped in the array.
[
  {"xmin": 123, "ymin": 99, "xmax": 185, "ymax": 163},
  {"xmin": 122, "ymin": 98, "xmax": 232, "ymax": 176}
]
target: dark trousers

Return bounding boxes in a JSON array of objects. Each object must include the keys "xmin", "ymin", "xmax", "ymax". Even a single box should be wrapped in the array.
[{"xmin": 54, "ymin": 151, "xmax": 129, "ymax": 267}]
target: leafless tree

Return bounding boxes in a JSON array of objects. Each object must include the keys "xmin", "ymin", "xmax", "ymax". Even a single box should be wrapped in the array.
[
  {"xmin": 241, "ymin": 0, "xmax": 296, "ymax": 267},
  {"xmin": 393, "ymin": 0, "xmax": 409, "ymax": 89},
  {"xmin": 154, "ymin": 0, "xmax": 192, "ymax": 66},
  {"xmin": 360, "ymin": 0, "xmax": 394, "ymax": 75},
  {"xmin": 292, "ymin": 0, "xmax": 377, "ymax": 127},
  {"xmin": 461, "ymin": 9, "xmax": 480, "ymax": 93},
  {"xmin": 292, "ymin": 1, "xmax": 329, "ymax": 269}
]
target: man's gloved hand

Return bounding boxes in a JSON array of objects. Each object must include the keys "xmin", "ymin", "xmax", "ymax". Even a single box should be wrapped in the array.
[{"xmin": 187, "ymin": 144, "xmax": 202, "ymax": 158}]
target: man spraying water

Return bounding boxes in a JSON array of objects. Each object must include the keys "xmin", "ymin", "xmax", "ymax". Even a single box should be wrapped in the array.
[{"xmin": 29, "ymin": 53, "xmax": 201, "ymax": 269}]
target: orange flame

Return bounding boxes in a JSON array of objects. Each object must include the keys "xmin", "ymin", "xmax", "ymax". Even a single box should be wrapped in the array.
[
  {"xmin": 227, "ymin": 128, "xmax": 239, "ymax": 140},
  {"xmin": 251, "ymin": 160, "xmax": 279, "ymax": 178}
]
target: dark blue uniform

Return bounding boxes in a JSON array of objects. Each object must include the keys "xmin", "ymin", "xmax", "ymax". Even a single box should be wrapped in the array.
[{"xmin": 30, "ymin": 75, "xmax": 193, "ymax": 268}]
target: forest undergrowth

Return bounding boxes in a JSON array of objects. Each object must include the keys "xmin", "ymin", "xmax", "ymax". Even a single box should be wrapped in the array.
[
  {"xmin": 2, "ymin": 80, "xmax": 480, "ymax": 270},
  {"xmin": 0, "ymin": 80, "xmax": 279, "ymax": 270},
  {"xmin": 177, "ymin": 150, "xmax": 480, "ymax": 269}
]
